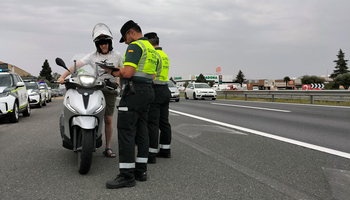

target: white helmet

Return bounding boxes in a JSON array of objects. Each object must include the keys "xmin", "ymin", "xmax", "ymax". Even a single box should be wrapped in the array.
[{"xmin": 92, "ymin": 23, "xmax": 113, "ymax": 42}]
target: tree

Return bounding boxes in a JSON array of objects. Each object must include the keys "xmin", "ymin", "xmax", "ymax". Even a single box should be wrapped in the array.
[
  {"xmin": 330, "ymin": 49, "xmax": 349, "ymax": 79},
  {"xmin": 334, "ymin": 73, "xmax": 350, "ymax": 89},
  {"xmin": 208, "ymin": 80, "xmax": 215, "ymax": 87},
  {"xmin": 283, "ymin": 76, "xmax": 291, "ymax": 89},
  {"xmin": 235, "ymin": 70, "xmax": 246, "ymax": 87},
  {"xmin": 183, "ymin": 81, "xmax": 189, "ymax": 88},
  {"xmin": 39, "ymin": 59, "xmax": 53, "ymax": 81},
  {"xmin": 52, "ymin": 72, "xmax": 61, "ymax": 80},
  {"xmin": 195, "ymin": 73, "xmax": 207, "ymax": 83},
  {"xmin": 50, "ymin": 72, "xmax": 62, "ymax": 89},
  {"xmin": 301, "ymin": 75, "xmax": 325, "ymax": 84}
]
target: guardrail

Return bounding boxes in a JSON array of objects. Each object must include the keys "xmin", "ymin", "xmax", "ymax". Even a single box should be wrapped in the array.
[{"xmin": 217, "ymin": 90, "xmax": 350, "ymax": 104}]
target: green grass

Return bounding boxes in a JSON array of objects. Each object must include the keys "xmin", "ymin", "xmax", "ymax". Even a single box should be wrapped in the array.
[{"xmin": 179, "ymin": 93, "xmax": 350, "ymax": 107}]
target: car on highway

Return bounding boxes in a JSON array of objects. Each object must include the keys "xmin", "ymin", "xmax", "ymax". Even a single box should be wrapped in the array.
[
  {"xmin": 184, "ymin": 83, "xmax": 217, "ymax": 100},
  {"xmin": 167, "ymin": 80, "xmax": 180, "ymax": 102},
  {"xmin": 51, "ymin": 89, "xmax": 59, "ymax": 97},
  {"xmin": 24, "ymin": 81, "xmax": 46, "ymax": 108},
  {"xmin": 39, "ymin": 82, "xmax": 52, "ymax": 103},
  {"xmin": 0, "ymin": 69, "xmax": 31, "ymax": 122}
]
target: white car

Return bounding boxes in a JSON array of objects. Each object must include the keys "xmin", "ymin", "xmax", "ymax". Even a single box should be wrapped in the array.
[
  {"xmin": 167, "ymin": 80, "xmax": 180, "ymax": 102},
  {"xmin": 185, "ymin": 83, "xmax": 217, "ymax": 100},
  {"xmin": 0, "ymin": 69, "xmax": 31, "ymax": 123},
  {"xmin": 24, "ymin": 81, "xmax": 46, "ymax": 108},
  {"xmin": 39, "ymin": 82, "xmax": 52, "ymax": 103}
]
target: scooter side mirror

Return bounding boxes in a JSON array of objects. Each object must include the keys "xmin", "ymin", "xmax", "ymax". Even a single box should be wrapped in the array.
[{"xmin": 56, "ymin": 57, "xmax": 68, "ymax": 70}]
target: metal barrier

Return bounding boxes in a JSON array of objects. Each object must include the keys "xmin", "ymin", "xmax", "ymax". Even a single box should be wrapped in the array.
[{"xmin": 217, "ymin": 90, "xmax": 350, "ymax": 104}]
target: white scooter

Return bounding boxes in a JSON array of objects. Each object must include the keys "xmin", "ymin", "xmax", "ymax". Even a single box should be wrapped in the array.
[{"xmin": 54, "ymin": 57, "xmax": 106, "ymax": 174}]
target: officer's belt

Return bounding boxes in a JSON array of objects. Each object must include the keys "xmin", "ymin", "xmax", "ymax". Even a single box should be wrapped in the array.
[
  {"xmin": 152, "ymin": 84, "xmax": 168, "ymax": 87},
  {"xmin": 133, "ymin": 82, "xmax": 152, "ymax": 87},
  {"xmin": 133, "ymin": 72, "xmax": 153, "ymax": 79},
  {"xmin": 153, "ymin": 80, "xmax": 167, "ymax": 85}
]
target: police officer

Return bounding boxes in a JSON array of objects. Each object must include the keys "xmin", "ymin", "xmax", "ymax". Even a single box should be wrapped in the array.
[
  {"xmin": 144, "ymin": 32, "xmax": 172, "ymax": 164},
  {"xmin": 105, "ymin": 20, "xmax": 157, "ymax": 189}
]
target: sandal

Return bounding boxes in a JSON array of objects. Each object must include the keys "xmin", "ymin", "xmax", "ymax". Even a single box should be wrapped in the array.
[{"xmin": 103, "ymin": 148, "xmax": 116, "ymax": 158}]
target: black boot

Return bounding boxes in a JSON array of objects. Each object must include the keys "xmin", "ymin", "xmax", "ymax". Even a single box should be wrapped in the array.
[
  {"xmin": 156, "ymin": 149, "xmax": 171, "ymax": 158},
  {"xmin": 106, "ymin": 174, "xmax": 135, "ymax": 189},
  {"xmin": 135, "ymin": 172, "xmax": 147, "ymax": 182},
  {"xmin": 148, "ymin": 153, "xmax": 156, "ymax": 164}
]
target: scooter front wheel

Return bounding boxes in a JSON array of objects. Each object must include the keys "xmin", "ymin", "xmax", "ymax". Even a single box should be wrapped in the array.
[{"xmin": 77, "ymin": 129, "xmax": 94, "ymax": 174}]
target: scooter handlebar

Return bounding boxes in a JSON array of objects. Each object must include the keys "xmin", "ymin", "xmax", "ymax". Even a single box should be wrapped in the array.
[{"xmin": 51, "ymin": 80, "xmax": 66, "ymax": 84}]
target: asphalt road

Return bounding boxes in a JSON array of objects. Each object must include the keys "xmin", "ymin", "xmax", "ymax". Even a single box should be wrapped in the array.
[{"xmin": 1, "ymin": 97, "xmax": 350, "ymax": 199}]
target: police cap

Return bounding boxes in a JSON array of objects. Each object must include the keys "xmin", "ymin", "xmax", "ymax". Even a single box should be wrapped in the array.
[
  {"xmin": 119, "ymin": 20, "xmax": 138, "ymax": 43},
  {"xmin": 144, "ymin": 32, "xmax": 159, "ymax": 40}
]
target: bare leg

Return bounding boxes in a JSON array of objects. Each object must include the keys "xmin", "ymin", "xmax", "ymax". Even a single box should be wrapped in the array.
[{"xmin": 104, "ymin": 115, "xmax": 115, "ymax": 157}]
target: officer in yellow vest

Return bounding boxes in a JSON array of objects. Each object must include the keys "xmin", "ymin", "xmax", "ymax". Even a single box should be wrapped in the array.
[
  {"xmin": 144, "ymin": 32, "xmax": 172, "ymax": 164},
  {"xmin": 105, "ymin": 20, "xmax": 157, "ymax": 189}
]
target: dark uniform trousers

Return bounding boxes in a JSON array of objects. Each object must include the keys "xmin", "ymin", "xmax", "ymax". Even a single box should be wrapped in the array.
[
  {"xmin": 147, "ymin": 84, "xmax": 172, "ymax": 158},
  {"xmin": 117, "ymin": 82, "xmax": 154, "ymax": 178}
]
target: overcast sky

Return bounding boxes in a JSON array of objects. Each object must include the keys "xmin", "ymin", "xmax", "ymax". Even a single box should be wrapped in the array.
[{"xmin": 1, "ymin": 0, "xmax": 350, "ymax": 80}]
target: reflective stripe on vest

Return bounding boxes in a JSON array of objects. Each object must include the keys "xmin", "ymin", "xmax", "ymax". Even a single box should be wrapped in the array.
[
  {"xmin": 130, "ymin": 40, "xmax": 157, "ymax": 79},
  {"xmin": 153, "ymin": 49, "xmax": 169, "ymax": 85}
]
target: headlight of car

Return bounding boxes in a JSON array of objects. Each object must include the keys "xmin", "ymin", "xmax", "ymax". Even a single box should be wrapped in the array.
[
  {"xmin": 29, "ymin": 90, "xmax": 39, "ymax": 96},
  {"xmin": 0, "ymin": 92, "xmax": 10, "ymax": 97},
  {"xmin": 79, "ymin": 75, "xmax": 95, "ymax": 87},
  {"xmin": 29, "ymin": 93, "xmax": 39, "ymax": 96},
  {"xmin": 196, "ymin": 90, "xmax": 201, "ymax": 93},
  {"xmin": 175, "ymin": 89, "xmax": 180, "ymax": 94}
]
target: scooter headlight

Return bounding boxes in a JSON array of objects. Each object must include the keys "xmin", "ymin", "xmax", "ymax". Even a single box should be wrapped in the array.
[{"xmin": 79, "ymin": 75, "xmax": 95, "ymax": 87}]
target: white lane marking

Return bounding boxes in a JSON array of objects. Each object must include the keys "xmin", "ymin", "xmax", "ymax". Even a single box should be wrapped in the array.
[
  {"xmin": 169, "ymin": 109, "xmax": 350, "ymax": 160},
  {"xmin": 211, "ymin": 103, "xmax": 291, "ymax": 113}
]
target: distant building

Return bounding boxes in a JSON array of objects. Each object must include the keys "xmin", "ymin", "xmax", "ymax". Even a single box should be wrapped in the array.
[
  {"xmin": 246, "ymin": 78, "xmax": 303, "ymax": 90},
  {"xmin": 173, "ymin": 74, "xmax": 233, "ymax": 86},
  {"xmin": 0, "ymin": 61, "xmax": 31, "ymax": 76},
  {"xmin": 172, "ymin": 74, "xmax": 330, "ymax": 90}
]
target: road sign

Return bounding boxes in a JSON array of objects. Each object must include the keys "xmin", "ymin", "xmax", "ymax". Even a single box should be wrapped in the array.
[
  {"xmin": 311, "ymin": 83, "xmax": 325, "ymax": 90},
  {"xmin": 303, "ymin": 83, "xmax": 325, "ymax": 90}
]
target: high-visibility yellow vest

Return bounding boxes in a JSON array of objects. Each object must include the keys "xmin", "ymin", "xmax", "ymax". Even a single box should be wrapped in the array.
[
  {"xmin": 154, "ymin": 48, "xmax": 169, "ymax": 85},
  {"xmin": 123, "ymin": 39, "xmax": 157, "ymax": 81}
]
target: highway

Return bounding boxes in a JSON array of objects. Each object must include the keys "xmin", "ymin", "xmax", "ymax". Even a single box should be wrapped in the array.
[{"xmin": 0, "ymin": 97, "xmax": 349, "ymax": 199}]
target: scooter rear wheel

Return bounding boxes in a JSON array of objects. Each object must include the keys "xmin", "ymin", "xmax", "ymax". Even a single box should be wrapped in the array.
[{"xmin": 77, "ymin": 129, "xmax": 94, "ymax": 174}]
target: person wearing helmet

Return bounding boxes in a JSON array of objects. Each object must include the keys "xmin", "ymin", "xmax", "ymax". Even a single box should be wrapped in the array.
[{"xmin": 58, "ymin": 23, "xmax": 123, "ymax": 158}]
